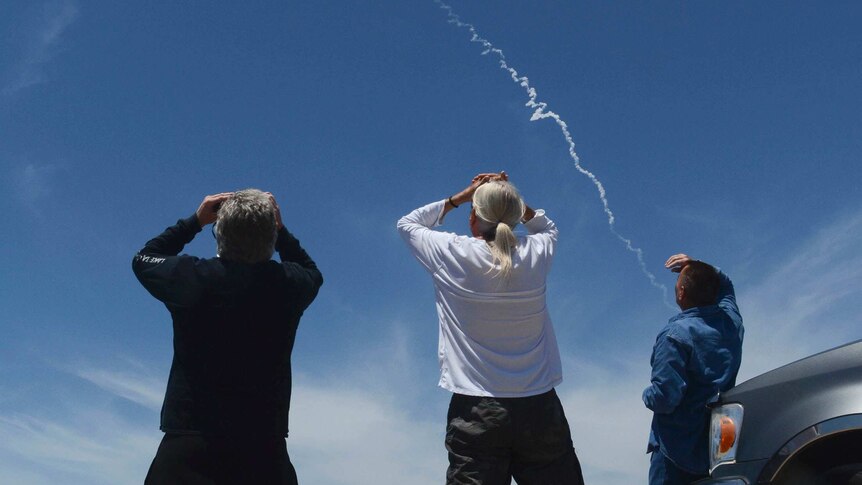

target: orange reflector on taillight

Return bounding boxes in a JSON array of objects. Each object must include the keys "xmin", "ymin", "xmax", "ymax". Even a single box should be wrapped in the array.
[{"xmin": 719, "ymin": 416, "xmax": 736, "ymax": 453}]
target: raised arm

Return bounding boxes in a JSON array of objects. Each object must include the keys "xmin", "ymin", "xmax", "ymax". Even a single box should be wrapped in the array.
[
  {"xmin": 274, "ymin": 228, "xmax": 323, "ymax": 307},
  {"xmin": 715, "ymin": 269, "xmax": 741, "ymax": 332},
  {"xmin": 396, "ymin": 199, "xmax": 451, "ymax": 273},
  {"xmin": 439, "ymin": 171, "xmax": 509, "ymax": 223},
  {"xmin": 397, "ymin": 171, "xmax": 509, "ymax": 271},
  {"xmin": 665, "ymin": 253, "xmax": 694, "ymax": 273},
  {"xmin": 135, "ymin": 193, "xmax": 231, "ymax": 258},
  {"xmin": 132, "ymin": 193, "xmax": 230, "ymax": 307},
  {"xmin": 666, "ymin": 253, "xmax": 741, "ymax": 326},
  {"xmin": 268, "ymin": 193, "xmax": 323, "ymax": 307}
]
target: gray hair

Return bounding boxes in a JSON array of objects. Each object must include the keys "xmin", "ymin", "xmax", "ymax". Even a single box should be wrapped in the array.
[
  {"xmin": 214, "ymin": 189, "xmax": 277, "ymax": 263},
  {"xmin": 472, "ymin": 181, "xmax": 525, "ymax": 281}
]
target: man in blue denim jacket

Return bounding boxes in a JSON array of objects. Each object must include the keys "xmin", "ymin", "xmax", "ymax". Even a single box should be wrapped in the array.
[{"xmin": 643, "ymin": 254, "xmax": 744, "ymax": 484}]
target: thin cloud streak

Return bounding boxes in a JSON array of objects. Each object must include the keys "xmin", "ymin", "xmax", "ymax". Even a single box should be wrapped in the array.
[
  {"xmin": 2, "ymin": 347, "xmax": 445, "ymax": 485},
  {"xmin": 3, "ymin": 0, "xmax": 79, "ymax": 96},
  {"xmin": 0, "ymin": 411, "xmax": 158, "ymax": 485},
  {"xmin": 74, "ymin": 367, "xmax": 164, "ymax": 411},
  {"xmin": 740, "ymin": 208, "xmax": 862, "ymax": 379}
]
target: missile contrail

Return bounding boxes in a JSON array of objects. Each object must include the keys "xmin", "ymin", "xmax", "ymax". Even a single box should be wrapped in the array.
[{"xmin": 435, "ymin": 0, "xmax": 670, "ymax": 306}]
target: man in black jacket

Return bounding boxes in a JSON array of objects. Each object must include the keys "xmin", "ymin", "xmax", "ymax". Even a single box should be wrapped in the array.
[{"xmin": 133, "ymin": 189, "xmax": 323, "ymax": 485}]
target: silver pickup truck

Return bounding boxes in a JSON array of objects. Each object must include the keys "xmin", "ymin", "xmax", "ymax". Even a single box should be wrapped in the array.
[{"xmin": 701, "ymin": 340, "xmax": 862, "ymax": 485}]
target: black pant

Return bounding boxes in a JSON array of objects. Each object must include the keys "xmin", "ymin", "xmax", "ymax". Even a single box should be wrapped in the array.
[
  {"xmin": 145, "ymin": 433, "xmax": 298, "ymax": 485},
  {"xmin": 445, "ymin": 389, "xmax": 585, "ymax": 485}
]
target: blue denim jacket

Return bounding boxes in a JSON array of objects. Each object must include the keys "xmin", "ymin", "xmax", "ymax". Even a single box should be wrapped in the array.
[{"xmin": 643, "ymin": 270, "xmax": 743, "ymax": 474}]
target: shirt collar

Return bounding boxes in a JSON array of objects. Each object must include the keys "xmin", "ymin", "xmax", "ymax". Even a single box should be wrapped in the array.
[{"xmin": 669, "ymin": 304, "xmax": 721, "ymax": 322}]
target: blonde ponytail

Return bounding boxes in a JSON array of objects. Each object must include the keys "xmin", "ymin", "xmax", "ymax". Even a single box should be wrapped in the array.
[
  {"xmin": 472, "ymin": 181, "xmax": 526, "ymax": 282},
  {"xmin": 489, "ymin": 221, "xmax": 518, "ymax": 279}
]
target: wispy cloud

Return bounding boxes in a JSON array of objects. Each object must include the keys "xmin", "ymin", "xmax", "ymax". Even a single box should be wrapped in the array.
[
  {"xmin": 290, "ymin": 382, "xmax": 445, "ymax": 485},
  {"xmin": 3, "ymin": 1, "xmax": 79, "ymax": 97},
  {"xmin": 6, "ymin": 215, "xmax": 860, "ymax": 485},
  {"xmin": 560, "ymin": 358, "xmax": 652, "ymax": 485},
  {"xmin": 0, "ymin": 357, "xmax": 163, "ymax": 483},
  {"xmin": 1, "ymin": 342, "xmax": 445, "ymax": 485},
  {"xmin": 739, "ymin": 207, "xmax": 862, "ymax": 379},
  {"xmin": 10, "ymin": 162, "xmax": 71, "ymax": 216},
  {"xmin": 0, "ymin": 380, "xmax": 444, "ymax": 485},
  {"xmin": 74, "ymin": 366, "xmax": 164, "ymax": 411},
  {"xmin": 0, "ymin": 410, "xmax": 159, "ymax": 485},
  {"xmin": 15, "ymin": 162, "xmax": 62, "ymax": 208}
]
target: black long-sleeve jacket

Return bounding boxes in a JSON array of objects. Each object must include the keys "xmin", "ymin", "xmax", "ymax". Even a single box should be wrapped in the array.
[{"xmin": 132, "ymin": 214, "xmax": 323, "ymax": 436}]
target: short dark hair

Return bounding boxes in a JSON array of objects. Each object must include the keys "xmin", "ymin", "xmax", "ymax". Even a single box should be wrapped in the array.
[{"xmin": 680, "ymin": 261, "xmax": 721, "ymax": 306}]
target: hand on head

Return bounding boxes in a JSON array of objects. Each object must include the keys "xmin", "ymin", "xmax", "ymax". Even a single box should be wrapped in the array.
[
  {"xmin": 197, "ymin": 191, "xmax": 284, "ymax": 230},
  {"xmin": 196, "ymin": 193, "xmax": 233, "ymax": 227},
  {"xmin": 449, "ymin": 171, "xmax": 509, "ymax": 208},
  {"xmin": 467, "ymin": 171, "xmax": 508, "ymax": 196},
  {"xmin": 665, "ymin": 253, "xmax": 694, "ymax": 273},
  {"xmin": 471, "ymin": 171, "xmax": 508, "ymax": 185},
  {"xmin": 266, "ymin": 192, "xmax": 284, "ymax": 230}
]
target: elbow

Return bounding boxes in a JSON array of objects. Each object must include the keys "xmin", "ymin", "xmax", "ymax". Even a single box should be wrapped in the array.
[
  {"xmin": 396, "ymin": 219, "xmax": 419, "ymax": 243},
  {"xmin": 304, "ymin": 266, "xmax": 323, "ymax": 290},
  {"xmin": 396, "ymin": 217, "xmax": 410, "ymax": 234}
]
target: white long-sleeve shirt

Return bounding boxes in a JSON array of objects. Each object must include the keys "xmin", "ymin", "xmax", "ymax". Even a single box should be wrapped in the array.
[{"xmin": 397, "ymin": 199, "xmax": 563, "ymax": 397}]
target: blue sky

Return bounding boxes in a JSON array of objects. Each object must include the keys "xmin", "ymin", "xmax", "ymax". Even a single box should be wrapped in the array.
[{"xmin": 1, "ymin": 1, "xmax": 861, "ymax": 483}]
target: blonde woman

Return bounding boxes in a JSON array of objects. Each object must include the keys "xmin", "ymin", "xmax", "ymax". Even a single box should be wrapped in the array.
[{"xmin": 398, "ymin": 172, "xmax": 584, "ymax": 485}]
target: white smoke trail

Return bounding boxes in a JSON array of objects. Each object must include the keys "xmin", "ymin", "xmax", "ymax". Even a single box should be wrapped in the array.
[{"xmin": 435, "ymin": 0, "xmax": 671, "ymax": 307}]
